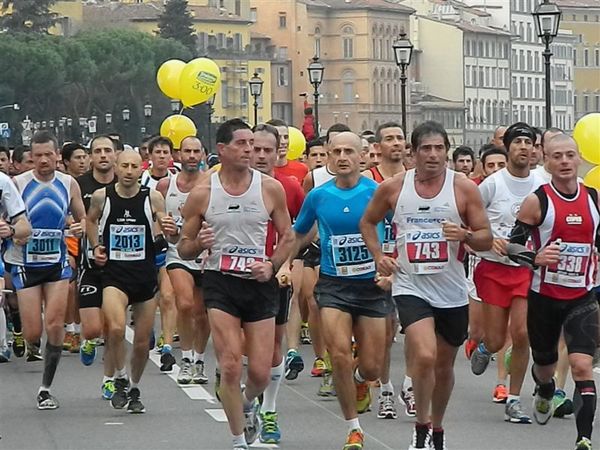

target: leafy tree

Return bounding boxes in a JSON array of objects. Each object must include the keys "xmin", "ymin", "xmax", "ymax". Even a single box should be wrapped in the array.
[
  {"xmin": 157, "ymin": 0, "xmax": 196, "ymax": 53},
  {"xmin": 0, "ymin": 0, "xmax": 58, "ymax": 34}
]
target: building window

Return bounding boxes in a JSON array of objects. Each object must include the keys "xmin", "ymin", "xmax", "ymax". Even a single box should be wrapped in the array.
[
  {"xmin": 342, "ymin": 70, "xmax": 355, "ymax": 103},
  {"xmin": 278, "ymin": 66, "xmax": 288, "ymax": 86},
  {"xmin": 235, "ymin": 0, "xmax": 241, "ymax": 16},
  {"xmin": 596, "ymin": 49, "xmax": 600, "ymax": 66},
  {"xmin": 574, "ymin": 95, "xmax": 578, "ymax": 114},
  {"xmin": 527, "ymin": 50, "xmax": 532, "ymax": 70},
  {"xmin": 315, "ymin": 38, "xmax": 321, "ymax": 58},
  {"xmin": 573, "ymin": 49, "xmax": 577, "ymax": 66},
  {"xmin": 221, "ymin": 80, "xmax": 229, "ymax": 107},
  {"xmin": 217, "ymin": 33, "xmax": 225, "ymax": 48},
  {"xmin": 250, "ymin": 8, "xmax": 257, "ymax": 22},
  {"xmin": 519, "ymin": 50, "xmax": 525, "ymax": 69},
  {"xmin": 584, "ymin": 48, "xmax": 589, "ymax": 66},
  {"xmin": 239, "ymin": 80, "xmax": 247, "ymax": 106},
  {"xmin": 279, "ymin": 13, "xmax": 287, "ymax": 28},
  {"xmin": 596, "ymin": 95, "xmax": 600, "ymax": 112},
  {"xmin": 342, "ymin": 26, "xmax": 354, "ymax": 59},
  {"xmin": 584, "ymin": 95, "xmax": 589, "ymax": 112},
  {"xmin": 234, "ymin": 33, "xmax": 242, "ymax": 51}
]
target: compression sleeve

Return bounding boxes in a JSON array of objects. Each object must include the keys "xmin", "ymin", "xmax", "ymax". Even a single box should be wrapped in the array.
[{"xmin": 508, "ymin": 220, "xmax": 534, "ymax": 246}]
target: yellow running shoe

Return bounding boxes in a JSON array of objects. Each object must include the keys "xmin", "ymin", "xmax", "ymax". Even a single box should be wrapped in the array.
[
  {"xmin": 343, "ymin": 428, "xmax": 364, "ymax": 450},
  {"xmin": 356, "ymin": 380, "xmax": 371, "ymax": 414}
]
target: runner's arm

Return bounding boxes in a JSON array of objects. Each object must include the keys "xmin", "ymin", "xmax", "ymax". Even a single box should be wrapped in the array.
[
  {"xmin": 267, "ymin": 179, "xmax": 294, "ymax": 272},
  {"xmin": 302, "ymin": 171, "xmax": 314, "ymax": 194},
  {"xmin": 85, "ymin": 189, "xmax": 105, "ymax": 249},
  {"xmin": 69, "ymin": 179, "xmax": 86, "ymax": 237},
  {"xmin": 178, "ymin": 185, "xmax": 208, "ymax": 260},
  {"xmin": 460, "ymin": 178, "xmax": 493, "ymax": 251},
  {"xmin": 11, "ymin": 212, "xmax": 31, "ymax": 244},
  {"xmin": 360, "ymin": 179, "xmax": 395, "ymax": 270}
]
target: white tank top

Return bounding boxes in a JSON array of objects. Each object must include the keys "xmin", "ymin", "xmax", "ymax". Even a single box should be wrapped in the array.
[
  {"xmin": 312, "ymin": 166, "xmax": 335, "ymax": 188},
  {"xmin": 204, "ymin": 169, "xmax": 270, "ymax": 279},
  {"xmin": 165, "ymin": 174, "xmax": 201, "ymax": 270},
  {"xmin": 477, "ymin": 168, "xmax": 544, "ymax": 266},
  {"xmin": 392, "ymin": 169, "xmax": 467, "ymax": 308}
]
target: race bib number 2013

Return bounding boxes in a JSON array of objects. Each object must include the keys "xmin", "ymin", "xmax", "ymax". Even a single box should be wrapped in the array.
[{"xmin": 109, "ymin": 224, "xmax": 146, "ymax": 261}]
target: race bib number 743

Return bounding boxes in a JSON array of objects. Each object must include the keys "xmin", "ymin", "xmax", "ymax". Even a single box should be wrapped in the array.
[
  {"xmin": 219, "ymin": 245, "xmax": 265, "ymax": 275},
  {"xmin": 405, "ymin": 229, "xmax": 448, "ymax": 275}
]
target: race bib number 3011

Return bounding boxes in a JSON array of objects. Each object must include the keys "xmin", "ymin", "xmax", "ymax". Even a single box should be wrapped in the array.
[
  {"xmin": 544, "ymin": 242, "xmax": 590, "ymax": 288},
  {"xmin": 331, "ymin": 233, "xmax": 375, "ymax": 277},
  {"xmin": 219, "ymin": 245, "xmax": 264, "ymax": 275},
  {"xmin": 109, "ymin": 224, "xmax": 146, "ymax": 261},
  {"xmin": 405, "ymin": 229, "xmax": 448, "ymax": 275},
  {"xmin": 26, "ymin": 229, "xmax": 62, "ymax": 263}
]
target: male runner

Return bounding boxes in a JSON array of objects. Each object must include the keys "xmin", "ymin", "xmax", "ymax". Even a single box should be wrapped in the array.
[
  {"xmin": 76, "ymin": 135, "xmax": 118, "ymax": 401},
  {"xmin": 530, "ymin": 127, "xmax": 543, "ymax": 170},
  {"xmin": 294, "ymin": 131, "xmax": 389, "ymax": 450},
  {"xmin": 0, "ymin": 146, "xmax": 10, "ymax": 174},
  {"xmin": 140, "ymin": 136, "xmax": 178, "ymax": 189},
  {"xmin": 11, "ymin": 145, "xmax": 34, "ymax": 175},
  {"xmin": 361, "ymin": 121, "xmax": 492, "ymax": 450},
  {"xmin": 362, "ymin": 122, "xmax": 408, "ymax": 420},
  {"xmin": 7, "ymin": 130, "xmax": 85, "ymax": 409},
  {"xmin": 491, "ymin": 126, "xmax": 507, "ymax": 148},
  {"xmin": 178, "ymin": 119, "xmax": 293, "ymax": 450},
  {"xmin": 86, "ymin": 149, "xmax": 167, "ymax": 414},
  {"xmin": 507, "ymin": 134, "xmax": 599, "ymax": 450},
  {"xmin": 269, "ymin": 118, "xmax": 308, "ymax": 185},
  {"xmin": 451, "ymin": 146, "xmax": 475, "ymax": 176},
  {"xmin": 470, "ymin": 122, "xmax": 545, "ymax": 424},
  {"xmin": 157, "ymin": 136, "xmax": 210, "ymax": 385}
]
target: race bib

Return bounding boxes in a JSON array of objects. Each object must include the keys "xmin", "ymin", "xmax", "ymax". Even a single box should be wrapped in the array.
[
  {"xmin": 219, "ymin": 245, "xmax": 264, "ymax": 275},
  {"xmin": 544, "ymin": 242, "xmax": 590, "ymax": 288},
  {"xmin": 26, "ymin": 229, "xmax": 62, "ymax": 264},
  {"xmin": 405, "ymin": 229, "xmax": 448, "ymax": 274},
  {"xmin": 109, "ymin": 224, "xmax": 145, "ymax": 261},
  {"xmin": 331, "ymin": 233, "xmax": 374, "ymax": 277},
  {"xmin": 382, "ymin": 222, "xmax": 396, "ymax": 255}
]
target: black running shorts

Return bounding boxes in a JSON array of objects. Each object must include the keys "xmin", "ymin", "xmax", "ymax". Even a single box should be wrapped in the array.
[
  {"xmin": 78, "ymin": 268, "xmax": 103, "ymax": 309},
  {"xmin": 166, "ymin": 262, "xmax": 203, "ymax": 288},
  {"xmin": 103, "ymin": 275, "xmax": 158, "ymax": 305},
  {"xmin": 276, "ymin": 286, "xmax": 291, "ymax": 326}
]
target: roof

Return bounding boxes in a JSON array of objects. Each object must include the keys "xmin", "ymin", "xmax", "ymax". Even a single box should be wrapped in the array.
[
  {"xmin": 554, "ymin": 0, "xmax": 600, "ymax": 8},
  {"xmin": 250, "ymin": 31, "xmax": 272, "ymax": 40},
  {"xmin": 302, "ymin": 0, "xmax": 415, "ymax": 14},
  {"xmin": 422, "ymin": 16, "xmax": 512, "ymax": 36}
]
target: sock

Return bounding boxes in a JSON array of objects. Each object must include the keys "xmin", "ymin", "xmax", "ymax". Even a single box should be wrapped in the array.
[
  {"xmin": 66, "ymin": 322, "xmax": 75, "ymax": 333},
  {"xmin": 194, "ymin": 351, "xmax": 205, "ymax": 364},
  {"xmin": 42, "ymin": 343, "xmax": 62, "ymax": 389},
  {"xmin": 242, "ymin": 388, "xmax": 253, "ymax": 412},
  {"xmin": 130, "ymin": 381, "xmax": 138, "ymax": 390},
  {"xmin": 102, "ymin": 375, "xmax": 113, "ymax": 384},
  {"xmin": 354, "ymin": 367, "xmax": 365, "ymax": 384},
  {"xmin": 508, "ymin": 394, "xmax": 520, "ymax": 403},
  {"xmin": 574, "ymin": 380, "xmax": 596, "ymax": 441},
  {"xmin": 162, "ymin": 344, "xmax": 172, "ymax": 354},
  {"xmin": 116, "ymin": 367, "xmax": 128, "ymax": 379},
  {"xmin": 381, "ymin": 381, "xmax": 394, "ymax": 395},
  {"xmin": 74, "ymin": 323, "xmax": 81, "ymax": 334},
  {"xmin": 38, "ymin": 385, "xmax": 50, "ymax": 394},
  {"xmin": 346, "ymin": 417, "xmax": 361, "ymax": 432},
  {"xmin": 0, "ymin": 307, "xmax": 7, "ymax": 347},
  {"xmin": 403, "ymin": 375, "xmax": 413, "ymax": 391},
  {"xmin": 261, "ymin": 358, "xmax": 284, "ymax": 413},
  {"xmin": 288, "ymin": 347, "xmax": 297, "ymax": 354},
  {"xmin": 497, "ymin": 378, "xmax": 507, "ymax": 386},
  {"xmin": 232, "ymin": 433, "xmax": 246, "ymax": 448},
  {"xmin": 181, "ymin": 349, "xmax": 193, "ymax": 362},
  {"xmin": 241, "ymin": 355, "xmax": 248, "ymax": 366},
  {"xmin": 478, "ymin": 342, "xmax": 490, "ymax": 355}
]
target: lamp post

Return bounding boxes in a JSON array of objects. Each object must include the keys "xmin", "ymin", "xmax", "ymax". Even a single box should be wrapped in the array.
[
  {"xmin": 79, "ymin": 117, "xmax": 87, "ymax": 141},
  {"xmin": 533, "ymin": 0, "xmax": 561, "ymax": 129},
  {"xmin": 248, "ymin": 72, "xmax": 264, "ymax": 126},
  {"xmin": 170, "ymin": 99, "xmax": 180, "ymax": 114},
  {"xmin": 307, "ymin": 56, "xmax": 324, "ymax": 136},
  {"xmin": 0, "ymin": 103, "xmax": 19, "ymax": 111},
  {"xmin": 122, "ymin": 108, "xmax": 130, "ymax": 144},
  {"xmin": 206, "ymin": 94, "xmax": 216, "ymax": 153},
  {"xmin": 143, "ymin": 103, "xmax": 152, "ymax": 137},
  {"xmin": 392, "ymin": 31, "xmax": 414, "ymax": 134}
]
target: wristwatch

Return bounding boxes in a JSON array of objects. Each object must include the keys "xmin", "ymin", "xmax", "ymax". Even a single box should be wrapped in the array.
[{"xmin": 464, "ymin": 230, "xmax": 473, "ymax": 242}]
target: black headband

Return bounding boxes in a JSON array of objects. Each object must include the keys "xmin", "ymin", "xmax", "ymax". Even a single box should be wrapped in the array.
[{"xmin": 503, "ymin": 123, "xmax": 536, "ymax": 149}]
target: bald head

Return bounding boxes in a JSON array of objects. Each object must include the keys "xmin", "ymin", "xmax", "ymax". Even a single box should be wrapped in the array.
[
  {"xmin": 116, "ymin": 149, "xmax": 143, "ymax": 187},
  {"xmin": 492, "ymin": 126, "xmax": 507, "ymax": 148},
  {"xmin": 544, "ymin": 133, "xmax": 578, "ymax": 155},
  {"xmin": 544, "ymin": 134, "xmax": 580, "ymax": 181},
  {"xmin": 329, "ymin": 131, "xmax": 362, "ymax": 151},
  {"xmin": 117, "ymin": 149, "xmax": 142, "ymax": 165},
  {"xmin": 329, "ymin": 131, "xmax": 364, "ymax": 177}
]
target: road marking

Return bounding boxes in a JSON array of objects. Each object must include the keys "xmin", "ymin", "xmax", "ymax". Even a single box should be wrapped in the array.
[
  {"xmin": 205, "ymin": 409, "xmax": 227, "ymax": 422},
  {"xmin": 104, "ymin": 422, "xmax": 123, "ymax": 426}
]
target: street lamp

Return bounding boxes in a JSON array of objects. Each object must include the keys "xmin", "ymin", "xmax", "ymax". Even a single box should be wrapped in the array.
[
  {"xmin": 206, "ymin": 94, "xmax": 216, "ymax": 153},
  {"xmin": 392, "ymin": 31, "xmax": 414, "ymax": 135},
  {"xmin": 533, "ymin": 0, "xmax": 561, "ymax": 128},
  {"xmin": 0, "ymin": 103, "xmax": 19, "ymax": 111},
  {"xmin": 170, "ymin": 99, "xmax": 180, "ymax": 113},
  {"xmin": 248, "ymin": 72, "xmax": 264, "ymax": 126},
  {"xmin": 105, "ymin": 112, "xmax": 113, "ymax": 129},
  {"xmin": 307, "ymin": 56, "xmax": 324, "ymax": 136},
  {"xmin": 122, "ymin": 108, "xmax": 130, "ymax": 143},
  {"xmin": 143, "ymin": 103, "xmax": 153, "ymax": 138}
]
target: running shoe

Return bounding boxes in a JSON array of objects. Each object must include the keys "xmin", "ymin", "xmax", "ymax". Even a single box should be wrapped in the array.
[
  {"xmin": 102, "ymin": 379, "xmax": 116, "ymax": 400},
  {"xmin": 399, "ymin": 387, "xmax": 417, "ymax": 417},
  {"xmin": 343, "ymin": 428, "xmax": 364, "ymax": 450},
  {"xmin": 318, "ymin": 371, "xmax": 336, "ymax": 397},
  {"xmin": 0, "ymin": 346, "xmax": 11, "ymax": 363},
  {"xmin": 63, "ymin": 331, "xmax": 74, "ymax": 351},
  {"xmin": 160, "ymin": 350, "xmax": 176, "ymax": 373},
  {"xmin": 26, "ymin": 343, "xmax": 43, "ymax": 362},
  {"xmin": 37, "ymin": 390, "xmax": 59, "ymax": 410},
  {"xmin": 355, "ymin": 379, "xmax": 371, "ymax": 414},
  {"xmin": 533, "ymin": 385, "xmax": 554, "ymax": 425},
  {"xmin": 575, "ymin": 437, "xmax": 593, "ymax": 450},
  {"xmin": 493, "ymin": 384, "xmax": 508, "ymax": 404},
  {"xmin": 177, "ymin": 358, "xmax": 193, "ymax": 385},
  {"xmin": 504, "ymin": 398, "xmax": 532, "ymax": 424},
  {"xmin": 464, "ymin": 338, "xmax": 478, "ymax": 359},
  {"xmin": 377, "ymin": 391, "xmax": 398, "ymax": 419},
  {"xmin": 193, "ymin": 360, "xmax": 209, "ymax": 384},
  {"xmin": 215, "ymin": 367, "xmax": 221, "ymax": 402},
  {"xmin": 431, "ymin": 429, "xmax": 446, "ymax": 450},
  {"xmin": 111, "ymin": 377, "xmax": 129, "ymax": 409},
  {"xmin": 300, "ymin": 322, "xmax": 311, "ymax": 345},
  {"xmin": 284, "ymin": 349, "xmax": 304, "ymax": 380},
  {"xmin": 408, "ymin": 425, "xmax": 431, "ymax": 450},
  {"xmin": 156, "ymin": 332, "xmax": 165, "ymax": 352},
  {"xmin": 80, "ymin": 339, "xmax": 97, "ymax": 366},
  {"xmin": 127, "ymin": 387, "xmax": 145, "ymax": 414},
  {"xmin": 12, "ymin": 331, "xmax": 25, "ymax": 357},
  {"xmin": 69, "ymin": 333, "xmax": 81, "ymax": 353},
  {"xmin": 470, "ymin": 343, "xmax": 492, "ymax": 375},
  {"xmin": 311, "ymin": 357, "xmax": 327, "ymax": 377},
  {"xmin": 233, "ymin": 446, "xmax": 249, "ymax": 450},
  {"xmin": 173, "ymin": 332, "xmax": 180, "ymax": 342},
  {"xmin": 259, "ymin": 411, "xmax": 281, "ymax": 444},
  {"xmin": 553, "ymin": 389, "xmax": 574, "ymax": 417},
  {"xmin": 243, "ymin": 396, "xmax": 260, "ymax": 445}
]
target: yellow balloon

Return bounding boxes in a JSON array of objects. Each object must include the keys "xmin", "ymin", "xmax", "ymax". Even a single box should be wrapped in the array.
[
  {"xmin": 179, "ymin": 58, "xmax": 221, "ymax": 108},
  {"xmin": 287, "ymin": 126, "xmax": 306, "ymax": 161},
  {"xmin": 157, "ymin": 59, "xmax": 186, "ymax": 100},
  {"xmin": 160, "ymin": 115, "xmax": 197, "ymax": 149},
  {"xmin": 573, "ymin": 113, "xmax": 600, "ymax": 165},
  {"xmin": 584, "ymin": 166, "xmax": 600, "ymax": 191}
]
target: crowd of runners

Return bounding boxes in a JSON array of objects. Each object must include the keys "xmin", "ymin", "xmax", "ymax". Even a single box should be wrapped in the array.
[{"xmin": 0, "ymin": 116, "xmax": 598, "ymax": 450}]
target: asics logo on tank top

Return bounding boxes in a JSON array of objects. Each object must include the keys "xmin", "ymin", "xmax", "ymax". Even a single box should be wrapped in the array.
[{"xmin": 227, "ymin": 204, "xmax": 240, "ymax": 211}]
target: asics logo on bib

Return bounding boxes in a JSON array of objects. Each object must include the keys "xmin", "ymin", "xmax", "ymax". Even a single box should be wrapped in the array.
[
  {"xmin": 33, "ymin": 230, "xmax": 59, "ymax": 238},
  {"xmin": 338, "ymin": 236, "xmax": 363, "ymax": 245},
  {"xmin": 406, "ymin": 217, "xmax": 444, "ymax": 224},
  {"xmin": 560, "ymin": 244, "xmax": 588, "ymax": 254},
  {"xmin": 114, "ymin": 226, "xmax": 142, "ymax": 233},
  {"xmin": 225, "ymin": 246, "xmax": 258, "ymax": 255},
  {"xmin": 409, "ymin": 231, "xmax": 442, "ymax": 241}
]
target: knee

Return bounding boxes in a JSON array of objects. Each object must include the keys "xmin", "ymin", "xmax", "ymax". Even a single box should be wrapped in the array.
[
  {"xmin": 329, "ymin": 348, "xmax": 352, "ymax": 372},
  {"xmin": 511, "ymin": 328, "xmax": 529, "ymax": 349},
  {"xmin": 82, "ymin": 325, "xmax": 102, "ymax": 340},
  {"xmin": 176, "ymin": 297, "xmax": 195, "ymax": 317},
  {"xmin": 107, "ymin": 323, "xmax": 125, "ymax": 341},
  {"xmin": 359, "ymin": 361, "xmax": 382, "ymax": 382},
  {"xmin": 571, "ymin": 359, "xmax": 593, "ymax": 380},
  {"xmin": 133, "ymin": 339, "xmax": 149, "ymax": 355},
  {"xmin": 247, "ymin": 365, "xmax": 271, "ymax": 391},
  {"xmin": 23, "ymin": 328, "xmax": 41, "ymax": 343},
  {"xmin": 219, "ymin": 354, "xmax": 243, "ymax": 385},
  {"xmin": 412, "ymin": 349, "xmax": 436, "ymax": 373},
  {"xmin": 485, "ymin": 335, "xmax": 506, "ymax": 353}
]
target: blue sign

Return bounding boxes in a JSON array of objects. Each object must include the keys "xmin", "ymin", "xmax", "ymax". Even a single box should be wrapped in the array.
[{"xmin": 0, "ymin": 129, "xmax": 10, "ymax": 139}]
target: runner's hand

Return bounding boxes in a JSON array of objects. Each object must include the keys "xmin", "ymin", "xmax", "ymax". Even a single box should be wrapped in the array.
[
  {"xmin": 69, "ymin": 221, "xmax": 84, "ymax": 238},
  {"xmin": 375, "ymin": 273, "xmax": 392, "ymax": 291},
  {"xmin": 442, "ymin": 221, "xmax": 467, "ymax": 242},
  {"xmin": 0, "ymin": 219, "xmax": 11, "ymax": 239},
  {"xmin": 248, "ymin": 260, "xmax": 274, "ymax": 282},
  {"xmin": 161, "ymin": 214, "xmax": 178, "ymax": 236},
  {"xmin": 276, "ymin": 263, "xmax": 292, "ymax": 287},
  {"xmin": 376, "ymin": 255, "xmax": 398, "ymax": 277},
  {"xmin": 534, "ymin": 242, "xmax": 561, "ymax": 267},
  {"xmin": 491, "ymin": 238, "xmax": 508, "ymax": 256},
  {"xmin": 94, "ymin": 245, "xmax": 107, "ymax": 266},
  {"xmin": 198, "ymin": 221, "xmax": 215, "ymax": 249}
]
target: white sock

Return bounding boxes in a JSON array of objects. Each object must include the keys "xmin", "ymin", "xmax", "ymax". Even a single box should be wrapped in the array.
[
  {"xmin": 508, "ymin": 394, "xmax": 519, "ymax": 403},
  {"xmin": 0, "ymin": 307, "xmax": 7, "ymax": 348},
  {"xmin": 403, "ymin": 375, "xmax": 412, "ymax": 391},
  {"xmin": 194, "ymin": 351, "xmax": 205, "ymax": 363},
  {"xmin": 130, "ymin": 381, "xmax": 138, "ymax": 390},
  {"xmin": 116, "ymin": 367, "xmax": 127, "ymax": 379},
  {"xmin": 354, "ymin": 368, "xmax": 365, "ymax": 384},
  {"xmin": 102, "ymin": 375, "xmax": 113, "ymax": 384},
  {"xmin": 381, "ymin": 381, "xmax": 394, "ymax": 395},
  {"xmin": 346, "ymin": 417, "xmax": 361, "ymax": 432},
  {"xmin": 38, "ymin": 385, "xmax": 50, "ymax": 394},
  {"xmin": 232, "ymin": 433, "xmax": 246, "ymax": 448},
  {"xmin": 74, "ymin": 323, "xmax": 81, "ymax": 334},
  {"xmin": 66, "ymin": 322, "xmax": 75, "ymax": 333},
  {"xmin": 261, "ymin": 358, "xmax": 284, "ymax": 413},
  {"xmin": 182, "ymin": 349, "xmax": 193, "ymax": 361}
]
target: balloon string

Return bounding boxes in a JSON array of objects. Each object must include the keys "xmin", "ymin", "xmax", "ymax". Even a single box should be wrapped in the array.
[{"xmin": 179, "ymin": 106, "xmax": 184, "ymax": 115}]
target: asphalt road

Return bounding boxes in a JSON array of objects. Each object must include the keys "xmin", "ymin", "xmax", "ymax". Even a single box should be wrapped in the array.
[{"xmin": 0, "ymin": 323, "xmax": 597, "ymax": 450}]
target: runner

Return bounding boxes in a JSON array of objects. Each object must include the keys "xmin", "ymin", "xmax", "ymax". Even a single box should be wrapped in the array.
[
  {"xmin": 178, "ymin": 119, "xmax": 294, "ymax": 450},
  {"xmin": 451, "ymin": 146, "xmax": 475, "ymax": 177},
  {"xmin": 86, "ymin": 149, "xmax": 167, "ymax": 414},
  {"xmin": 360, "ymin": 120, "xmax": 492, "ymax": 450},
  {"xmin": 362, "ymin": 121, "xmax": 408, "ymax": 420},
  {"xmin": 470, "ymin": 122, "xmax": 545, "ymax": 424},
  {"xmin": 294, "ymin": 131, "xmax": 390, "ymax": 450},
  {"xmin": 491, "ymin": 126, "xmax": 507, "ymax": 148},
  {"xmin": 268, "ymin": 118, "xmax": 308, "ymax": 185},
  {"xmin": 11, "ymin": 145, "xmax": 34, "ymax": 176},
  {"xmin": 506, "ymin": 134, "xmax": 599, "ymax": 450},
  {"xmin": 6, "ymin": 130, "xmax": 85, "ymax": 409},
  {"xmin": 156, "ymin": 136, "xmax": 210, "ymax": 386}
]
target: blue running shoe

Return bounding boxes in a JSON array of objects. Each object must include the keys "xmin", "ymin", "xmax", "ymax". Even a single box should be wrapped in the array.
[
  {"xmin": 102, "ymin": 379, "xmax": 115, "ymax": 400},
  {"xmin": 259, "ymin": 411, "xmax": 281, "ymax": 444},
  {"xmin": 0, "ymin": 346, "xmax": 10, "ymax": 363},
  {"xmin": 285, "ymin": 349, "xmax": 304, "ymax": 380},
  {"xmin": 80, "ymin": 339, "xmax": 97, "ymax": 366}
]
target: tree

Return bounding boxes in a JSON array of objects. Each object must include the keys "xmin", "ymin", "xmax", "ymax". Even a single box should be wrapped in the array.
[
  {"xmin": 0, "ymin": 0, "xmax": 58, "ymax": 34},
  {"xmin": 157, "ymin": 0, "xmax": 196, "ymax": 53}
]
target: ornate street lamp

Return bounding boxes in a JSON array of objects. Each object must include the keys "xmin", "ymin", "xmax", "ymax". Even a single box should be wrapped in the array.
[
  {"xmin": 171, "ymin": 99, "xmax": 180, "ymax": 113},
  {"xmin": 248, "ymin": 72, "xmax": 264, "ymax": 126},
  {"xmin": 393, "ymin": 31, "xmax": 414, "ymax": 135},
  {"xmin": 307, "ymin": 56, "xmax": 324, "ymax": 136},
  {"xmin": 122, "ymin": 108, "xmax": 130, "ymax": 143},
  {"xmin": 105, "ymin": 112, "xmax": 112, "ymax": 127}
]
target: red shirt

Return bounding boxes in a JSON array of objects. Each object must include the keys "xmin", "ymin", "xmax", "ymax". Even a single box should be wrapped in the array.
[{"xmin": 275, "ymin": 160, "xmax": 308, "ymax": 186}]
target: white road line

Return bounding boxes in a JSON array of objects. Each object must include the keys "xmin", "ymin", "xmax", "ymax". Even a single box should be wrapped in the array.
[
  {"xmin": 204, "ymin": 409, "xmax": 228, "ymax": 422},
  {"xmin": 103, "ymin": 422, "xmax": 123, "ymax": 426}
]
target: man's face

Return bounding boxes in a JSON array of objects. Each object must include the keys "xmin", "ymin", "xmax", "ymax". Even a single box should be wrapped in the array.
[
  {"xmin": 508, "ymin": 136, "xmax": 533, "ymax": 170},
  {"xmin": 415, "ymin": 134, "xmax": 448, "ymax": 173},
  {"xmin": 368, "ymin": 146, "xmax": 382, "ymax": 167},
  {"xmin": 218, "ymin": 128, "xmax": 254, "ymax": 170},
  {"xmin": 329, "ymin": 134, "xmax": 361, "ymax": 176},
  {"xmin": 546, "ymin": 139, "xmax": 580, "ymax": 182},
  {"xmin": 530, "ymin": 134, "xmax": 543, "ymax": 168},
  {"xmin": 492, "ymin": 126, "xmax": 506, "ymax": 148},
  {"xmin": 250, "ymin": 131, "xmax": 278, "ymax": 175},
  {"xmin": 14, "ymin": 151, "xmax": 34, "ymax": 174},
  {"xmin": 116, "ymin": 153, "xmax": 143, "ymax": 188},
  {"xmin": 275, "ymin": 125, "xmax": 289, "ymax": 160},
  {"xmin": 150, "ymin": 144, "xmax": 172, "ymax": 170},
  {"xmin": 31, "ymin": 142, "xmax": 58, "ymax": 177},
  {"xmin": 66, "ymin": 149, "xmax": 90, "ymax": 177},
  {"xmin": 139, "ymin": 141, "xmax": 150, "ymax": 161},
  {"xmin": 180, "ymin": 137, "xmax": 204, "ymax": 173},
  {"xmin": 0, "ymin": 153, "xmax": 10, "ymax": 174},
  {"xmin": 454, "ymin": 155, "xmax": 473, "ymax": 175},
  {"xmin": 377, "ymin": 127, "xmax": 405, "ymax": 163},
  {"xmin": 306, "ymin": 145, "xmax": 327, "ymax": 170},
  {"xmin": 483, "ymin": 154, "xmax": 507, "ymax": 177},
  {"xmin": 91, "ymin": 138, "xmax": 116, "ymax": 173}
]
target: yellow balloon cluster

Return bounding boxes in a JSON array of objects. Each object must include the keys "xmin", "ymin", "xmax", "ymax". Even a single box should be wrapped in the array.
[
  {"xmin": 160, "ymin": 115, "xmax": 197, "ymax": 150},
  {"xmin": 575, "ymin": 113, "xmax": 600, "ymax": 190},
  {"xmin": 287, "ymin": 126, "xmax": 306, "ymax": 161}
]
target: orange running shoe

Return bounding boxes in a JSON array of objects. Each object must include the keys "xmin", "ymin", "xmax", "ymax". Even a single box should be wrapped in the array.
[
  {"xmin": 465, "ymin": 338, "xmax": 478, "ymax": 359},
  {"xmin": 356, "ymin": 379, "xmax": 371, "ymax": 414},
  {"xmin": 343, "ymin": 428, "xmax": 364, "ymax": 450},
  {"xmin": 493, "ymin": 384, "xmax": 508, "ymax": 404},
  {"xmin": 69, "ymin": 333, "xmax": 81, "ymax": 353},
  {"xmin": 63, "ymin": 332, "xmax": 74, "ymax": 351},
  {"xmin": 311, "ymin": 357, "xmax": 327, "ymax": 377}
]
